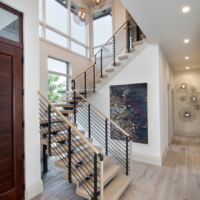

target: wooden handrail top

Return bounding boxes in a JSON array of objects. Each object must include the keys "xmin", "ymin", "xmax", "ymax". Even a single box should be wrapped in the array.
[
  {"xmin": 73, "ymin": 89, "xmax": 130, "ymax": 137},
  {"xmin": 38, "ymin": 90, "xmax": 100, "ymax": 155}
]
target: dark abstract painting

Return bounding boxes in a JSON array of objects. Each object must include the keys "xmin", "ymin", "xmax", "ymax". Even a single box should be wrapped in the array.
[{"xmin": 110, "ymin": 83, "xmax": 148, "ymax": 144}]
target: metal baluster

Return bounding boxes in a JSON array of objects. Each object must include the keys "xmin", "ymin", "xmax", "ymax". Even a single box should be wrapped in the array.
[
  {"xmin": 48, "ymin": 105, "xmax": 51, "ymax": 156},
  {"xmin": 126, "ymin": 136, "xmax": 129, "ymax": 176},
  {"xmin": 84, "ymin": 72, "xmax": 86, "ymax": 98},
  {"xmin": 127, "ymin": 21, "xmax": 130, "ymax": 52},
  {"xmin": 94, "ymin": 153, "xmax": 97, "ymax": 200},
  {"xmin": 136, "ymin": 25, "xmax": 140, "ymax": 41},
  {"xmin": 88, "ymin": 105, "xmax": 91, "ymax": 138},
  {"xmin": 93, "ymin": 65, "xmax": 95, "ymax": 93},
  {"xmin": 42, "ymin": 141, "xmax": 48, "ymax": 173},
  {"xmin": 68, "ymin": 127, "xmax": 72, "ymax": 183},
  {"xmin": 105, "ymin": 119, "xmax": 108, "ymax": 155},
  {"xmin": 113, "ymin": 36, "xmax": 115, "ymax": 66},
  {"xmin": 100, "ymin": 49, "xmax": 103, "ymax": 78},
  {"xmin": 74, "ymin": 90, "xmax": 76, "ymax": 123}
]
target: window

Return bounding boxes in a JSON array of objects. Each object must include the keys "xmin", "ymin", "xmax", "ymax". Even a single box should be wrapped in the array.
[
  {"xmin": 39, "ymin": 24, "xmax": 42, "ymax": 37},
  {"xmin": 47, "ymin": 57, "xmax": 69, "ymax": 103},
  {"xmin": 46, "ymin": 28, "xmax": 68, "ymax": 48},
  {"xmin": 71, "ymin": 41, "xmax": 86, "ymax": 56},
  {"xmin": 93, "ymin": 8, "xmax": 112, "ymax": 47},
  {"xmin": 39, "ymin": 0, "xmax": 43, "ymax": 21},
  {"xmin": 0, "ymin": 5, "xmax": 21, "ymax": 43},
  {"xmin": 46, "ymin": 0, "xmax": 68, "ymax": 34},
  {"xmin": 71, "ymin": 2, "xmax": 86, "ymax": 44}
]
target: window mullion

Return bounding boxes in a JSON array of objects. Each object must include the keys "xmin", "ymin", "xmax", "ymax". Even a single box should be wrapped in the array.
[
  {"xmin": 43, "ymin": 0, "xmax": 46, "ymax": 39},
  {"xmin": 68, "ymin": 0, "xmax": 71, "ymax": 50}
]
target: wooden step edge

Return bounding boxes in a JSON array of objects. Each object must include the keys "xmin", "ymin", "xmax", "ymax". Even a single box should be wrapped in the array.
[
  {"xmin": 125, "ymin": 47, "xmax": 135, "ymax": 53},
  {"xmin": 76, "ymin": 164, "xmax": 120, "ymax": 199},
  {"xmin": 133, "ymin": 40, "xmax": 143, "ymax": 45},
  {"xmin": 53, "ymin": 104, "xmax": 83, "ymax": 108},
  {"xmin": 40, "ymin": 117, "xmax": 72, "ymax": 124},
  {"xmin": 55, "ymin": 146, "xmax": 102, "ymax": 170},
  {"xmin": 105, "ymin": 68, "xmax": 114, "ymax": 72},
  {"xmin": 111, "ymin": 62, "xmax": 121, "ymax": 66},
  {"xmin": 98, "ymin": 174, "xmax": 132, "ymax": 200},
  {"xmin": 50, "ymin": 138, "xmax": 93, "ymax": 157},
  {"xmin": 118, "ymin": 55, "xmax": 128, "ymax": 60},
  {"xmin": 98, "ymin": 74, "xmax": 107, "ymax": 78}
]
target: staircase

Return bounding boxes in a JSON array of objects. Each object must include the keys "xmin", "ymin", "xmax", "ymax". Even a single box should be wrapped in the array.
[{"xmin": 38, "ymin": 16, "xmax": 144, "ymax": 200}]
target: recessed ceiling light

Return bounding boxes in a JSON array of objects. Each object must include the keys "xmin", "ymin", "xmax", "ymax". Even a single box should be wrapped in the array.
[
  {"xmin": 182, "ymin": 7, "xmax": 190, "ymax": 13},
  {"xmin": 184, "ymin": 39, "xmax": 189, "ymax": 43},
  {"xmin": 185, "ymin": 57, "xmax": 189, "ymax": 59},
  {"xmin": 186, "ymin": 66, "xmax": 189, "ymax": 69}
]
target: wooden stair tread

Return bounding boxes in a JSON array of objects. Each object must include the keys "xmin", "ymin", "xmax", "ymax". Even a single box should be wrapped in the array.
[
  {"xmin": 118, "ymin": 55, "xmax": 128, "ymax": 60},
  {"xmin": 40, "ymin": 123, "xmax": 78, "ymax": 134},
  {"xmin": 40, "ymin": 130, "xmax": 85, "ymax": 145},
  {"xmin": 111, "ymin": 62, "xmax": 121, "ymax": 66},
  {"xmin": 76, "ymin": 163, "xmax": 120, "ymax": 198},
  {"xmin": 105, "ymin": 68, "xmax": 114, "ymax": 72},
  {"xmin": 65, "ymin": 155, "xmax": 110, "ymax": 184},
  {"xmin": 40, "ymin": 116, "xmax": 72, "ymax": 124},
  {"xmin": 125, "ymin": 47, "xmax": 135, "ymax": 53},
  {"xmin": 98, "ymin": 174, "xmax": 132, "ymax": 200},
  {"xmin": 55, "ymin": 146, "xmax": 101, "ymax": 169},
  {"xmin": 56, "ymin": 99, "xmax": 85, "ymax": 103},
  {"xmin": 46, "ymin": 109, "xmax": 78, "ymax": 114},
  {"xmin": 50, "ymin": 138, "xmax": 93, "ymax": 156},
  {"xmin": 133, "ymin": 40, "xmax": 143, "ymax": 45},
  {"xmin": 61, "ymin": 94, "xmax": 92, "ymax": 98},
  {"xmin": 98, "ymin": 74, "xmax": 107, "ymax": 78},
  {"xmin": 53, "ymin": 103, "xmax": 83, "ymax": 108}
]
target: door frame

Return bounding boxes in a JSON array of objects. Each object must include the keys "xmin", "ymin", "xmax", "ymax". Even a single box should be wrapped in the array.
[{"xmin": 0, "ymin": 2, "xmax": 24, "ymax": 199}]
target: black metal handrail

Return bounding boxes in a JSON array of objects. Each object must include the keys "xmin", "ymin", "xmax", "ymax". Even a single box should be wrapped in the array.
[
  {"xmin": 73, "ymin": 90, "xmax": 132, "ymax": 176},
  {"xmin": 38, "ymin": 91, "xmax": 103, "ymax": 199},
  {"xmin": 72, "ymin": 17, "xmax": 143, "ymax": 94}
]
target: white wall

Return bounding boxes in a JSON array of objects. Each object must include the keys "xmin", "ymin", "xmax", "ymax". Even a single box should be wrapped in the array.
[
  {"xmin": 158, "ymin": 46, "xmax": 173, "ymax": 157},
  {"xmin": 89, "ymin": 44, "xmax": 162, "ymax": 160},
  {"xmin": 113, "ymin": 0, "xmax": 127, "ymax": 32},
  {"xmin": 1, "ymin": 0, "xmax": 42, "ymax": 199},
  {"xmin": 40, "ymin": 39, "xmax": 92, "ymax": 97},
  {"xmin": 173, "ymin": 69, "xmax": 200, "ymax": 134}
]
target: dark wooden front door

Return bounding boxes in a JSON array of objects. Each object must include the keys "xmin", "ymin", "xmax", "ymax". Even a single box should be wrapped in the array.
[{"xmin": 0, "ymin": 3, "xmax": 24, "ymax": 200}]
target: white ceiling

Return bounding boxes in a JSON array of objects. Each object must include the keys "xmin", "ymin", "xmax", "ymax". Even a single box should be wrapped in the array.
[{"xmin": 121, "ymin": 0, "xmax": 200, "ymax": 71}]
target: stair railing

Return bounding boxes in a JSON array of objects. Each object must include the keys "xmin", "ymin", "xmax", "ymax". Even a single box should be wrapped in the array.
[
  {"xmin": 73, "ymin": 89, "xmax": 133, "ymax": 177},
  {"xmin": 72, "ymin": 16, "xmax": 143, "ymax": 94},
  {"xmin": 38, "ymin": 91, "xmax": 104, "ymax": 200}
]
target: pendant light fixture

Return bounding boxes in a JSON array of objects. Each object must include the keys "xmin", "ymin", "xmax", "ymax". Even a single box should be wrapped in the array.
[
  {"xmin": 87, "ymin": 0, "xmax": 106, "ymax": 9},
  {"xmin": 73, "ymin": 7, "xmax": 90, "ymax": 26}
]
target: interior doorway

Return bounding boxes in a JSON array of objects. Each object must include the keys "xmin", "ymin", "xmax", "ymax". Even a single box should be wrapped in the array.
[{"xmin": 0, "ymin": 3, "xmax": 24, "ymax": 199}]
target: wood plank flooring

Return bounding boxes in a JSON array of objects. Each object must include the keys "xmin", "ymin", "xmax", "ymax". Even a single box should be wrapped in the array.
[{"xmin": 32, "ymin": 134, "xmax": 200, "ymax": 200}]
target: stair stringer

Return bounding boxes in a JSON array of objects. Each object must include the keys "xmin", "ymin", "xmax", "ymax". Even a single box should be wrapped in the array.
[{"xmin": 95, "ymin": 38, "xmax": 149, "ymax": 92}]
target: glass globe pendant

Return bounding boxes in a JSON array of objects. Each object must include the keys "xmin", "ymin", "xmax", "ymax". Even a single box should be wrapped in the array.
[
  {"xmin": 73, "ymin": 7, "xmax": 90, "ymax": 26},
  {"xmin": 87, "ymin": 0, "xmax": 106, "ymax": 9}
]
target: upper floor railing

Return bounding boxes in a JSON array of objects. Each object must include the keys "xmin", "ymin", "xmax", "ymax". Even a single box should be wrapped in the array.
[{"xmin": 72, "ymin": 17, "xmax": 143, "ymax": 94}]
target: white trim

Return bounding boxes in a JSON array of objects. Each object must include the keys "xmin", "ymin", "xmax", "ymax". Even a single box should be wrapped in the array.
[
  {"xmin": 40, "ymin": 38, "xmax": 91, "ymax": 61},
  {"xmin": 132, "ymin": 152, "xmax": 162, "ymax": 166},
  {"xmin": 48, "ymin": 70, "xmax": 71, "ymax": 77},
  {"xmin": 25, "ymin": 180, "xmax": 43, "ymax": 200}
]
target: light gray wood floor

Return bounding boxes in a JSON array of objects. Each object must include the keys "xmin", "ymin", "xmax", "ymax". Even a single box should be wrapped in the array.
[{"xmin": 32, "ymin": 134, "xmax": 200, "ymax": 200}]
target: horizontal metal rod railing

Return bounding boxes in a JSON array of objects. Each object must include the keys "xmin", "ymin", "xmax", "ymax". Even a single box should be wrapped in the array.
[
  {"xmin": 73, "ymin": 89, "xmax": 130, "ymax": 137},
  {"xmin": 38, "ymin": 90, "xmax": 100, "ymax": 155}
]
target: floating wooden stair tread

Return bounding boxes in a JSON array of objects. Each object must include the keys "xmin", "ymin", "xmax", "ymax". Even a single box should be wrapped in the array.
[
  {"xmin": 98, "ymin": 74, "xmax": 107, "ymax": 78},
  {"xmin": 95, "ymin": 77, "xmax": 101, "ymax": 83},
  {"xmin": 118, "ymin": 55, "xmax": 128, "ymax": 60},
  {"xmin": 50, "ymin": 138, "xmax": 93, "ymax": 156},
  {"xmin": 133, "ymin": 40, "xmax": 143, "ymax": 45},
  {"xmin": 56, "ymin": 99, "xmax": 85, "ymax": 103},
  {"xmin": 40, "ymin": 123, "xmax": 78, "ymax": 134},
  {"xmin": 105, "ymin": 68, "xmax": 114, "ymax": 72},
  {"xmin": 65, "ymin": 155, "xmax": 110, "ymax": 184},
  {"xmin": 55, "ymin": 146, "xmax": 101, "ymax": 169},
  {"xmin": 46, "ymin": 109, "xmax": 78, "ymax": 114},
  {"xmin": 76, "ymin": 164, "xmax": 120, "ymax": 199},
  {"xmin": 40, "ymin": 116, "xmax": 72, "ymax": 124},
  {"xmin": 98, "ymin": 174, "xmax": 132, "ymax": 200},
  {"xmin": 125, "ymin": 47, "xmax": 135, "ymax": 53},
  {"xmin": 53, "ymin": 103, "xmax": 83, "ymax": 108},
  {"xmin": 61, "ymin": 94, "xmax": 92, "ymax": 98},
  {"xmin": 40, "ymin": 130, "xmax": 85, "ymax": 145},
  {"xmin": 111, "ymin": 62, "xmax": 121, "ymax": 66}
]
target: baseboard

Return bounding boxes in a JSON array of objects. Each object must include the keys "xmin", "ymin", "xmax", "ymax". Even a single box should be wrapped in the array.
[
  {"xmin": 174, "ymin": 130, "xmax": 200, "ymax": 137},
  {"xmin": 161, "ymin": 145, "xmax": 168, "ymax": 166},
  {"xmin": 132, "ymin": 152, "xmax": 162, "ymax": 166},
  {"xmin": 25, "ymin": 179, "xmax": 43, "ymax": 200}
]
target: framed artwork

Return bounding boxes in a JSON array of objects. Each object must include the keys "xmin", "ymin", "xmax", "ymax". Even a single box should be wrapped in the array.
[{"xmin": 110, "ymin": 83, "xmax": 148, "ymax": 144}]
